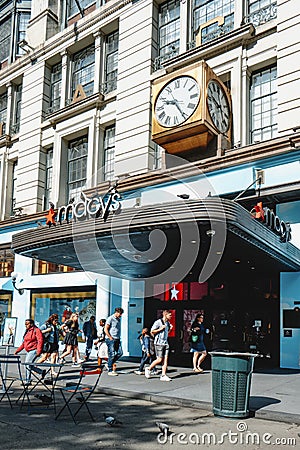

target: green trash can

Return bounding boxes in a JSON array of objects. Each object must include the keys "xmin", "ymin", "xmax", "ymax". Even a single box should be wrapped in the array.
[{"xmin": 210, "ymin": 352, "xmax": 257, "ymax": 418}]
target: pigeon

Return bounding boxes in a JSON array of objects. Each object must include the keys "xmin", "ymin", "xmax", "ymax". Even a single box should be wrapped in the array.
[
  {"xmin": 103, "ymin": 413, "xmax": 123, "ymax": 426},
  {"xmin": 156, "ymin": 422, "xmax": 170, "ymax": 434},
  {"xmin": 34, "ymin": 394, "xmax": 53, "ymax": 404}
]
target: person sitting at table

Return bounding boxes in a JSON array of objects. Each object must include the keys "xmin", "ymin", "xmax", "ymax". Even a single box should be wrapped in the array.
[
  {"xmin": 37, "ymin": 314, "xmax": 60, "ymax": 376},
  {"xmin": 59, "ymin": 313, "xmax": 83, "ymax": 366},
  {"xmin": 14, "ymin": 318, "xmax": 46, "ymax": 385}
]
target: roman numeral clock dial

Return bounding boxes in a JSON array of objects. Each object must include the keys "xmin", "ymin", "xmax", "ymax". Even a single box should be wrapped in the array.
[
  {"xmin": 154, "ymin": 76, "xmax": 200, "ymax": 127},
  {"xmin": 207, "ymin": 80, "xmax": 230, "ymax": 133}
]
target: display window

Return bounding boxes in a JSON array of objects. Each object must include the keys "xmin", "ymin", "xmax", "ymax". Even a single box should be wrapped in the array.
[
  {"xmin": 31, "ymin": 291, "xmax": 96, "ymax": 342},
  {"xmin": 0, "ymin": 294, "xmax": 12, "ymax": 341}
]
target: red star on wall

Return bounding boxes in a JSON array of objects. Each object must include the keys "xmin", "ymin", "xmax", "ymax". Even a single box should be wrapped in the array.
[{"xmin": 46, "ymin": 207, "xmax": 57, "ymax": 227}]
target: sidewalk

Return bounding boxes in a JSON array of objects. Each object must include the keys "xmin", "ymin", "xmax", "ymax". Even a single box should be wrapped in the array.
[{"xmin": 97, "ymin": 361, "xmax": 300, "ymax": 424}]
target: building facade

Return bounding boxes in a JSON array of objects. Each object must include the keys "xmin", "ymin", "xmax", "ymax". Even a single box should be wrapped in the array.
[{"xmin": 0, "ymin": 0, "xmax": 300, "ymax": 367}]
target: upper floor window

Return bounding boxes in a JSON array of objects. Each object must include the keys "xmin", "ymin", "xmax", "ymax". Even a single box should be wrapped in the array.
[
  {"xmin": 70, "ymin": 45, "xmax": 95, "ymax": 102},
  {"xmin": 192, "ymin": 0, "xmax": 234, "ymax": 46},
  {"xmin": 0, "ymin": 91, "xmax": 7, "ymax": 135},
  {"xmin": 103, "ymin": 125, "xmax": 115, "ymax": 181},
  {"xmin": 155, "ymin": 0, "xmax": 180, "ymax": 70},
  {"xmin": 49, "ymin": 62, "xmax": 62, "ymax": 113},
  {"xmin": 11, "ymin": 160, "xmax": 18, "ymax": 216},
  {"xmin": 68, "ymin": 0, "xmax": 93, "ymax": 17},
  {"xmin": 0, "ymin": 14, "xmax": 11, "ymax": 64},
  {"xmin": 103, "ymin": 31, "xmax": 118, "ymax": 94},
  {"xmin": 44, "ymin": 148, "xmax": 53, "ymax": 210},
  {"xmin": 67, "ymin": 136, "xmax": 88, "ymax": 201},
  {"xmin": 246, "ymin": 1, "xmax": 277, "ymax": 27},
  {"xmin": 11, "ymin": 84, "xmax": 22, "ymax": 135},
  {"xmin": 16, "ymin": 12, "xmax": 31, "ymax": 56},
  {"xmin": 32, "ymin": 259, "xmax": 76, "ymax": 275},
  {"xmin": 0, "ymin": 247, "xmax": 14, "ymax": 277},
  {"xmin": 250, "ymin": 65, "xmax": 277, "ymax": 143}
]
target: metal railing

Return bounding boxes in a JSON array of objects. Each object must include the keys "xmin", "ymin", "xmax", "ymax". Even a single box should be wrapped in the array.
[
  {"xmin": 245, "ymin": 2, "xmax": 277, "ymax": 27},
  {"xmin": 153, "ymin": 47, "xmax": 179, "ymax": 71}
]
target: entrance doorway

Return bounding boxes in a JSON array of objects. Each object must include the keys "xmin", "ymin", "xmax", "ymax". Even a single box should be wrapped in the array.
[{"xmin": 145, "ymin": 277, "xmax": 279, "ymax": 368}]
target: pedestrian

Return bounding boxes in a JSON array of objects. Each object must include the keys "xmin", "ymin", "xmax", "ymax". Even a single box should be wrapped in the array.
[
  {"xmin": 59, "ymin": 313, "xmax": 83, "ymax": 366},
  {"xmin": 145, "ymin": 310, "xmax": 173, "ymax": 382},
  {"xmin": 94, "ymin": 319, "xmax": 108, "ymax": 367},
  {"xmin": 82, "ymin": 315, "xmax": 97, "ymax": 361},
  {"xmin": 37, "ymin": 314, "xmax": 60, "ymax": 375},
  {"xmin": 104, "ymin": 307, "xmax": 124, "ymax": 376},
  {"xmin": 190, "ymin": 313, "xmax": 207, "ymax": 373},
  {"xmin": 134, "ymin": 328, "xmax": 155, "ymax": 375},
  {"xmin": 14, "ymin": 318, "xmax": 46, "ymax": 385}
]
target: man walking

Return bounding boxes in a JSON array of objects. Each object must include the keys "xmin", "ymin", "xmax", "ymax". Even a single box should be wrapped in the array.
[
  {"xmin": 82, "ymin": 315, "xmax": 97, "ymax": 361},
  {"xmin": 145, "ymin": 310, "xmax": 173, "ymax": 382},
  {"xmin": 105, "ymin": 307, "xmax": 124, "ymax": 376},
  {"xmin": 14, "ymin": 319, "xmax": 46, "ymax": 384}
]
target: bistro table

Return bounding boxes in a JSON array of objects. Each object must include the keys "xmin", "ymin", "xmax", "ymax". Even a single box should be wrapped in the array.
[{"xmin": 18, "ymin": 362, "xmax": 63, "ymax": 414}]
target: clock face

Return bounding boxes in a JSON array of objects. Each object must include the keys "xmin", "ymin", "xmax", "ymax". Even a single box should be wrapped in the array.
[
  {"xmin": 154, "ymin": 76, "xmax": 200, "ymax": 128},
  {"xmin": 207, "ymin": 80, "xmax": 230, "ymax": 133}
]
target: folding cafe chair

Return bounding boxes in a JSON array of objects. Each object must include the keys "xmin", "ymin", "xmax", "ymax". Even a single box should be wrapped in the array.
[
  {"xmin": 55, "ymin": 362, "xmax": 102, "ymax": 424},
  {"xmin": 0, "ymin": 354, "xmax": 25, "ymax": 408}
]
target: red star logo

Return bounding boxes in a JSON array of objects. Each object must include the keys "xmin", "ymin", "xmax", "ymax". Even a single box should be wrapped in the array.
[
  {"xmin": 251, "ymin": 201, "xmax": 265, "ymax": 221},
  {"xmin": 46, "ymin": 207, "xmax": 57, "ymax": 227}
]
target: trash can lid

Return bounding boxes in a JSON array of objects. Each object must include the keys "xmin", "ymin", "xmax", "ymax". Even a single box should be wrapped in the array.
[{"xmin": 209, "ymin": 351, "xmax": 259, "ymax": 357}]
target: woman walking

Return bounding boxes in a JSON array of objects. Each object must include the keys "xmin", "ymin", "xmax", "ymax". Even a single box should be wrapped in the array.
[
  {"xmin": 37, "ymin": 314, "xmax": 60, "ymax": 375},
  {"xmin": 59, "ymin": 313, "xmax": 83, "ymax": 366},
  {"xmin": 190, "ymin": 314, "xmax": 207, "ymax": 373}
]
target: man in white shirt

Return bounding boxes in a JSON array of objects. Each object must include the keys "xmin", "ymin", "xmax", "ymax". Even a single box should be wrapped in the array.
[{"xmin": 145, "ymin": 310, "xmax": 173, "ymax": 382}]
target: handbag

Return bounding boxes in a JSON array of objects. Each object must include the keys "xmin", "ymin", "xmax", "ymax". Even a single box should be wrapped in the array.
[
  {"xmin": 42, "ymin": 341, "xmax": 51, "ymax": 353},
  {"xmin": 191, "ymin": 334, "xmax": 199, "ymax": 343}
]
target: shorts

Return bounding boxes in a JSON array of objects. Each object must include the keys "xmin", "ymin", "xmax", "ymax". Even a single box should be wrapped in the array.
[
  {"xmin": 190, "ymin": 342, "xmax": 206, "ymax": 353},
  {"xmin": 155, "ymin": 344, "xmax": 169, "ymax": 358},
  {"xmin": 97, "ymin": 342, "xmax": 108, "ymax": 359}
]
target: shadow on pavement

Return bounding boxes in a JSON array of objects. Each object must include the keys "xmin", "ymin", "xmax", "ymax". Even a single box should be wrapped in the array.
[{"xmin": 249, "ymin": 395, "xmax": 281, "ymax": 411}]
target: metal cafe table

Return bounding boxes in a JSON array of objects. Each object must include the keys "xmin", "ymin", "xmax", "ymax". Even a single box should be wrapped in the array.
[{"xmin": 18, "ymin": 362, "xmax": 63, "ymax": 414}]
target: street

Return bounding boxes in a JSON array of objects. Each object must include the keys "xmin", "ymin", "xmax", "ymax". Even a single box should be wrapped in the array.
[{"xmin": 0, "ymin": 393, "xmax": 299, "ymax": 450}]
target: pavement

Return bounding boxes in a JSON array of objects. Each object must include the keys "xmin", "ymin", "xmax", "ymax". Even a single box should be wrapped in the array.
[{"xmin": 96, "ymin": 360, "xmax": 300, "ymax": 425}]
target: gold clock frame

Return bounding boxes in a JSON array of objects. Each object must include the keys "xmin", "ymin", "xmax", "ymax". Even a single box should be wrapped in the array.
[{"xmin": 152, "ymin": 61, "xmax": 232, "ymax": 154}]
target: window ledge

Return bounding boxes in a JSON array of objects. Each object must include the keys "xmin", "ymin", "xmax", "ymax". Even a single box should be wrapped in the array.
[
  {"xmin": 42, "ymin": 93, "xmax": 104, "ymax": 127},
  {"xmin": 152, "ymin": 24, "xmax": 256, "ymax": 77}
]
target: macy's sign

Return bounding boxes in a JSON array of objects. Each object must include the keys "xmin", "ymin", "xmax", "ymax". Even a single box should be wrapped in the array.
[{"xmin": 251, "ymin": 202, "xmax": 291, "ymax": 242}]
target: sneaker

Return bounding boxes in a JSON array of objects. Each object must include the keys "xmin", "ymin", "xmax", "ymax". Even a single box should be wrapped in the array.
[
  {"xmin": 160, "ymin": 375, "xmax": 172, "ymax": 382},
  {"xmin": 151, "ymin": 369, "xmax": 158, "ymax": 375},
  {"xmin": 41, "ymin": 369, "xmax": 47, "ymax": 380},
  {"xmin": 144, "ymin": 367, "xmax": 151, "ymax": 379},
  {"xmin": 71, "ymin": 363, "xmax": 81, "ymax": 367},
  {"xmin": 77, "ymin": 358, "xmax": 85, "ymax": 363},
  {"xmin": 58, "ymin": 358, "xmax": 65, "ymax": 365},
  {"xmin": 134, "ymin": 370, "xmax": 144, "ymax": 375},
  {"xmin": 108, "ymin": 371, "xmax": 118, "ymax": 376}
]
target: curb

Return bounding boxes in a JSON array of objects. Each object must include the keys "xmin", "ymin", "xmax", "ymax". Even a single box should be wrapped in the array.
[{"xmin": 97, "ymin": 386, "xmax": 300, "ymax": 425}]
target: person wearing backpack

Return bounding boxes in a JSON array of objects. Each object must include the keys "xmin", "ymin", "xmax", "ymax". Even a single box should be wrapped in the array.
[
  {"xmin": 145, "ymin": 310, "xmax": 173, "ymax": 382},
  {"xmin": 190, "ymin": 313, "xmax": 207, "ymax": 373},
  {"xmin": 134, "ymin": 328, "xmax": 155, "ymax": 375}
]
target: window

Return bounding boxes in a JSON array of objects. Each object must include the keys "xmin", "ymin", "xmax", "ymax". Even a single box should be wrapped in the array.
[
  {"xmin": 103, "ymin": 31, "xmax": 118, "ymax": 94},
  {"xmin": 68, "ymin": 0, "xmax": 93, "ymax": 17},
  {"xmin": 71, "ymin": 45, "xmax": 95, "ymax": 100},
  {"xmin": 33, "ymin": 259, "xmax": 76, "ymax": 275},
  {"xmin": 0, "ymin": 92, "xmax": 7, "ymax": 135},
  {"xmin": 155, "ymin": 0, "xmax": 180, "ymax": 70},
  {"xmin": 0, "ymin": 14, "xmax": 11, "ymax": 63},
  {"xmin": 0, "ymin": 247, "xmax": 14, "ymax": 277},
  {"xmin": 11, "ymin": 161, "xmax": 17, "ymax": 216},
  {"xmin": 67, "ymin": 136, "xmax": 88, "ymax": 201},
  {"xmin": 49, "ymin": 62, "xmax": 62, "ymax": 112},
  {"xmin": 16, "ymin": 12, "xmax": 30, "ymax": 55},
  {"xmin": 0, "ymin": 294, "xmax": 13, "ymax": 340},
  {"xmin": 192, "ymin": 0, "xmax": 234, "ymax": 45},
  {"xmin": 246, "ymin": 1, "xmax": 277, "ymax": 26},
  {"xmin": 44, "ymin": 148, "xmax": 53, "ymax": 210},
  {"xmin": 11, "ymin": 84, "xmax": 22, "ymax": 135},
  {"xmin": 103, "ymin": 125, "xmax": 115, "ymax": 181},
  {"xmin": 31, "ymin": 291, "xmax": 96, "ymax": 332},
  {"xmin": 250, "ymin": 66, "xmax": 277, "ymax": 143}
]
